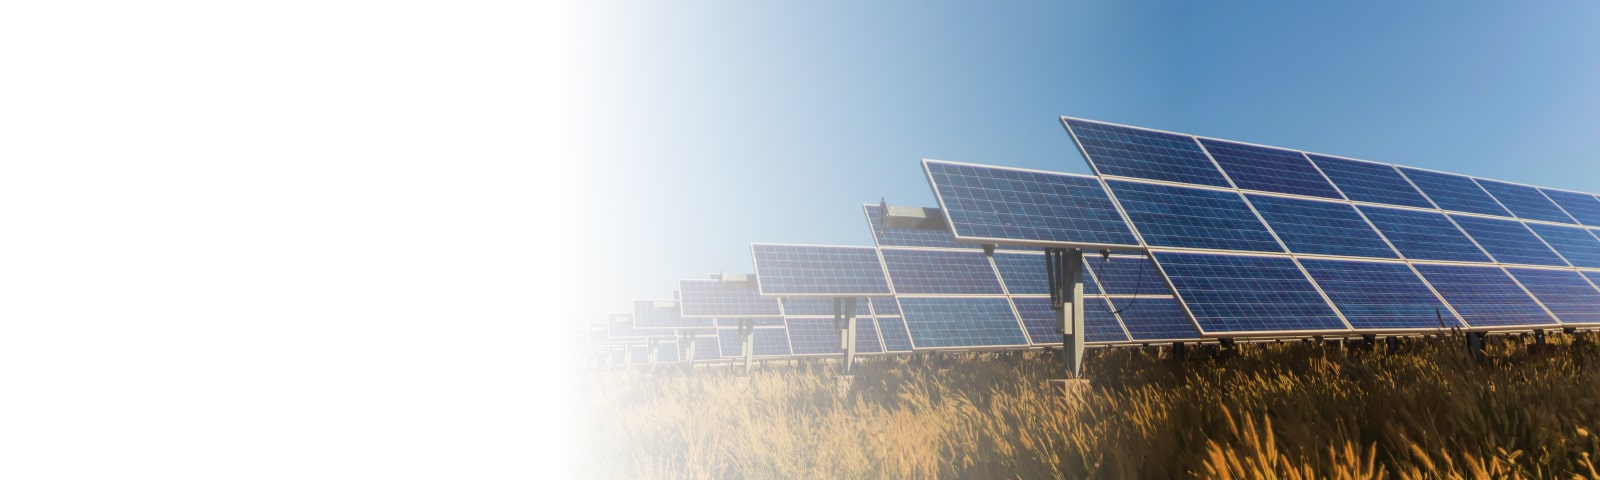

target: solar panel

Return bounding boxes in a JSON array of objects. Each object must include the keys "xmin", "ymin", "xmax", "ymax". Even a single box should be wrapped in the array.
[
  {"xmin": 751, "ymin": 244, "xmax": 892, "ymax": 296},
  {"xmin": 1397, "ymin": 167, "xmax": 1511, "ymax": 217},
  {"xmin": 1152, "ymin": 252, "xmax": 1346, "ymax": 335},
  {"xmin": 1357, "ymin": 206, "xmax": 1490, "ymax": 262},
  {"xmin": 1476, "ymin": 180, "xmax": 1575, "ymax": 224},
  {"xmin": 1246, "ymin": 193, "xmax": 1397, "ymax": 258},
  {"xmin": 1304, "ymin": 154, "xmax": 1434, "ymax": 208},
  {"xmin": 1540, "ymin": 189, "xmax": 1600, "ymax": 226},
  {"xmin": 855, "ymin": 319, "xmax": 885, "ymax": 354},
  {"xmin": 869, "ymin": 297, "xmax": 899, "ymax": 315},
  {"xmin": 784, "ymin": 317, "xmax": 842, "ymax": 355},
  {"xmin": 1502, "ymin": 268, "xmax": 1600, "ymax": 326},
  {"xmin": 1063, "ymin": 118, "xmax": 1231, "ymax": 187},
  {"xmin": 1106, "ymin": 180, "xmax": 1282, "ymax": 252},
  {"xmin": 680, "ymin": 336, "xmax": 721, "ymax": 362},
  {"xmin": 862, "ymin": 204, "xmax": 977, "ymax": 250},
  {"xmin": 876, "ymin": 316, "xmax": 913, "ymax": 352},
  {"xmin": 1110, "ymin": 297, "xmax": 1200, "ymax": 341},
  {"xmin": 1198, "ymin": 138, "xmax": 1341, "ymax": 198},
  {"xmin": 898, "ymin": 297, "xmax": 1029, "ymax": 349},
  {"xmin": 609, "ymin": 349, "xmax": 626, "ymax": 365},
  {"xmin": 780, "ymin": 297, "xmax": 844, "ymax": 316},
  {"xmin": 992, "ymin": 252, "xmax": 1095, "ymax": 295},
  {"xmin": 1524, "ymin": 223, "xmax": 1600, "ymax": 269},
  {"xmin": 923, "ymin": 160, "xmax": 1139, "ymax": 249},
  {"xmin": 610, "ymin": 314, "xmax": 676, "ymax": 339},
  {"xmin": 633, "ymin": 300, "xmax": 713, "ymax": 330},
  {"xmin": 629, "ymin": 345, "xmax": 649, "ymax": 364},
  {"xmin": 880, "ymin": 249, "xmax": 1004, "ymax": 295},
  {"xmin": 716, "ymin": 318, "xmax": 786, "ymax": 328},
  {"xmin": 678, "ymin": 279, "xmax": 782, "ymax": 317},
  {"xmin": 1411, "ymin": 264, "xmax": 1556, "ymax": 328},
  {"xmin": 1447, "ymin": 215, "xmax": 1567, "ymax": 267},
  {"xmin": 1011, "ymin": 296, "xmax": 1129, "ymax": 344},
  {"xmin": 655, "ymin": 341, "xmax": 680, "ymax": 363},
  {"xmin": 1085, "ymin": 254, "xmax": 1167, "ymax": 295},
  {"xmin": 717, "ymin": 327, "xmax": 795, "ymax": 358},
  {"xmin": 1297, "ymin": 259, "xmax": 1460, "ymax": 330}
]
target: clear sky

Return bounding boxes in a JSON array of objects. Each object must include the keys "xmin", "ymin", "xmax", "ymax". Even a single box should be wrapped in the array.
[{"xmin": 563, "ymin": 2, "xmax": 1600, "ymax": 319}]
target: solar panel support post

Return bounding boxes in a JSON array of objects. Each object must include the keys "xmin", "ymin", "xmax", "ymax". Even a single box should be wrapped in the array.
[
  {"xmin": 1047, "ymin": 248, "xmax": 1086, "ymax": 377},
  {"xmin": 646, "ymin": 338, "xmax": 659, "ymax": 369},
  {"xmin": 834, "ymin": 297, "xmax": 859, "ymax": 375},
  {"xmin": 1534, "ymin": 329, "xmax": 1546, "ymax": 346},
  {"xmin": 741, "ymin": 320, "xmax": 755, "ymax": 375},
  {"xmin": 1467, "ymin": 331, "xmax": 1485, "ymax": 361},
  {"xmin": 682, "ymin": 331, "xmax": 697, "ymax": 372}
]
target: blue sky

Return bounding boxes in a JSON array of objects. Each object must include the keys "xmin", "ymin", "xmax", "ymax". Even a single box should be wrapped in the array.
[{"xmin": 566, "ymin": 2, "xmax": 1600, "ymax": 316}]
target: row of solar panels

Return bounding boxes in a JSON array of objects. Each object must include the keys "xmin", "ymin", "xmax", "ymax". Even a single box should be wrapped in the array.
[
  {"xmin": 580, "ymin": 116, "xmax": 1600, "ymax": 366},
  {"xmin": 919, "ymin": 117, "xmax": 1600, "ymax": 338}
]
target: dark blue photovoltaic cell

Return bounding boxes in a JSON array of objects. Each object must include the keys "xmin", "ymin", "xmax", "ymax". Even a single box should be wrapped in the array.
[
  {"xmin": 1448, "ymin": 215, "xmax": 1568, "ymax": 266},
  {"xmin": 855, "ymin": 319, "xmax": 884, "ymax": 354},
  {"xmin": 1106, "ymin": 180, "xmax": 1283, "ymax": 252},
  {"xmin": 782, "ymin": 297, "xmax": 871, "ymax": 316},
  {"xmin": 785, "ymin": 318, "xmax": 840, "ymax": 355},
  {"xmin": 1153, "ymin": 252, "xmax": 1346, "ymax": 334},
  {"xmin": 1526, "ymin": 223, "xmax": 1600, "ymax": 269},
  {"xmin": 1307, "ymin": 154, "xmax": 1434, "ymax": 208},
  {"xmin": 899, "ymin": 297, "xmax": 1029, "ymax": 348},
  {"xmin": 1246, "ymin": 194, "xmax": 1397, "ymax": 258},
  {"xmin": 679, "ymin": 279, "xmax": 782, "ymax": 317},
  {"xmin": 1542, "ymin": 189, "xmax": 1600, "ymax": 226},
  {"xmin": 751, "ymin": 328, "xmax": 793, "ymax": 356},
  {"xmin": 870, "ymin": 297, "xmax": 899, "ymax": 315},
  {"xmin": 611, "ymin": 314, "xmax": 675, "ymax": 339},
  {"xmin": 1476, "ymin": 180, "xmax": 1575, "ymax": 224},
  {"xmin": 1358, "ymin": 206, "xmax": 1490, "ymax": 262},
  {"xmin": 1086, "ymin": 255, "xmax": 1168, "ymax": 295},
  {"xmin": 1298, "ymin": 259, "xmax": 1459, "ymax": 330},
  {"xmin": 1199, "ymin": 138, "xmax": 1340, "ymax": 198},
  {"xmin": 863, "ymin": 204, "xmax": 977, "ymax": 250},
  {"xmin": 1398, "ymin": 167, "xmax": 1511, "ymax": 217},
  {"xmin": 1065, "ymin": 119, "xmax": 1231, "ymax": 187},
  {"xmin": 876, "ymin": 316, "xmax": 913, "ymax": 352},
  {"xmin": 924, "ymin": 161, "xmax": 1139, "ymax": 248},
  {"xmin": 1110, "ymin": 297, "xmax": 1199, "ymax": 341},
  {"xmin": 1503, "ymin": 268, "xmax": 1600, "ymax": 325},
  {"xmin": 1412, "ymin": 264, "xmax": 1554, "ymax": 328},
  {"xmin": 993, "ymin": 252, "xmax": 1100, "ymax": 295},
  {"xmin": 752, "ymin": 244, "xmax": 891, "ymax": 296},
  {"xmin": 880, "ymin": 249, "xmax": 1004, "ymax": 295},
  {"xmin": 655, "ymin": 341, "xmax": 680, "ymax": 363},
  {"xmin": 1583, "ymin": 271, "xmax": 1600, "ymax": 292},
  {"xmin": 634, "ymin": 300, "xmax": 713, "ymax": 329},
  {"xmin": 678, "ymin": 336, "xmax": 720, "ymax": 362},
  {"xmin": 1011, "ymin": 296, "xmax": 1129, "ymax": 344},
  {"xmin": 717, "ymin": 329, "xmax": 739, "ymax": 357},
  {"xmin": 715, "ymin": 318, "xmax": 786, "ymax": 328}
]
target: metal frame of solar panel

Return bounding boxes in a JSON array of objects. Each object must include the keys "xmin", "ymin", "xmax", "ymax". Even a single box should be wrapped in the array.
[
  {"xmin": 750, "ymin": 243, "xmax": 898, "ymax": 368},
  {"xmin": 861, "ymin": 203, "xmax": 1192, "ymax": 350},
  {"xmin": 1061, "ymin": 116, "xmax": 1600, "ymax": 337}
]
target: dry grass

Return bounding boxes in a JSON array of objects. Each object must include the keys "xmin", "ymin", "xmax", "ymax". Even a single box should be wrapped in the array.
[{"xmin": 574, "ymin": 332, "xmax": 1600, "ymax": 479}]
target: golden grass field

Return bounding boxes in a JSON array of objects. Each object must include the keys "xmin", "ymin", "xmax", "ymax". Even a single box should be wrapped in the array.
[{"xmin": 576, "ymin": 333, "xmax": 1600, "ymax": 479}]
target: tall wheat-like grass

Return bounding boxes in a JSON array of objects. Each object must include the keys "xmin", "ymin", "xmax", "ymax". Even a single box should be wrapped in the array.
[{"xmin": 575, "ymin": 333, "xmax": 1600, "ymax": 478}]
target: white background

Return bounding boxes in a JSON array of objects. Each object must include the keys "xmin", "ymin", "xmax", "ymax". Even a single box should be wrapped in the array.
[{"xmin": 1, "ymin": 1, "xmax": 572, "ymax": 477}]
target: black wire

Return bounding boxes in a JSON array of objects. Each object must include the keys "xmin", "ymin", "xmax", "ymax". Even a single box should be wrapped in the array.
[{"xmin": 1094, "ymin": 252, "xmax": 1150, "ymax": 315}]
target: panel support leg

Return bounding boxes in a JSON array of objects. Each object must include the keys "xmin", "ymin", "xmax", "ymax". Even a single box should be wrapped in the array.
[
  {"xmin": 741, "ymin": 320, "xmax": 755, "ymax": 375},
  {"xmin": 682, "ymin": 331, "xmax": 697, "ymax": 372},
  {"xmin": 1047, "ymin": 248, "xmax": 1085, "ymax": 377},
  {"xmin": 1535, "ymin": 329, "xmax": 1546, "ymax": 346},
  {"xmin": 646, "ymin": 338, "xmax": 659, "ymax": 371},
  {"xmin": 844, "ymin": 298, "xmax": 858, "ymax": 375},
  {"xmin": 1386, "ymin": 336, "xmax": 1399, "ymax": 354},
  {"xmin": 1467, "ymin": 331, "xmax": 1484, "ymax": 361}
]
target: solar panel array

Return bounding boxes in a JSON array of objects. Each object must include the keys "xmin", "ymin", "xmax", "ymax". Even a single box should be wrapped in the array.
[
  {"xmin": 1059, "ymin": 116, "xmax": 1600, "ymax": 336},
  {"xmin": 864, "ymin": 204, "xmax": 1195, "ymax": 350}
]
